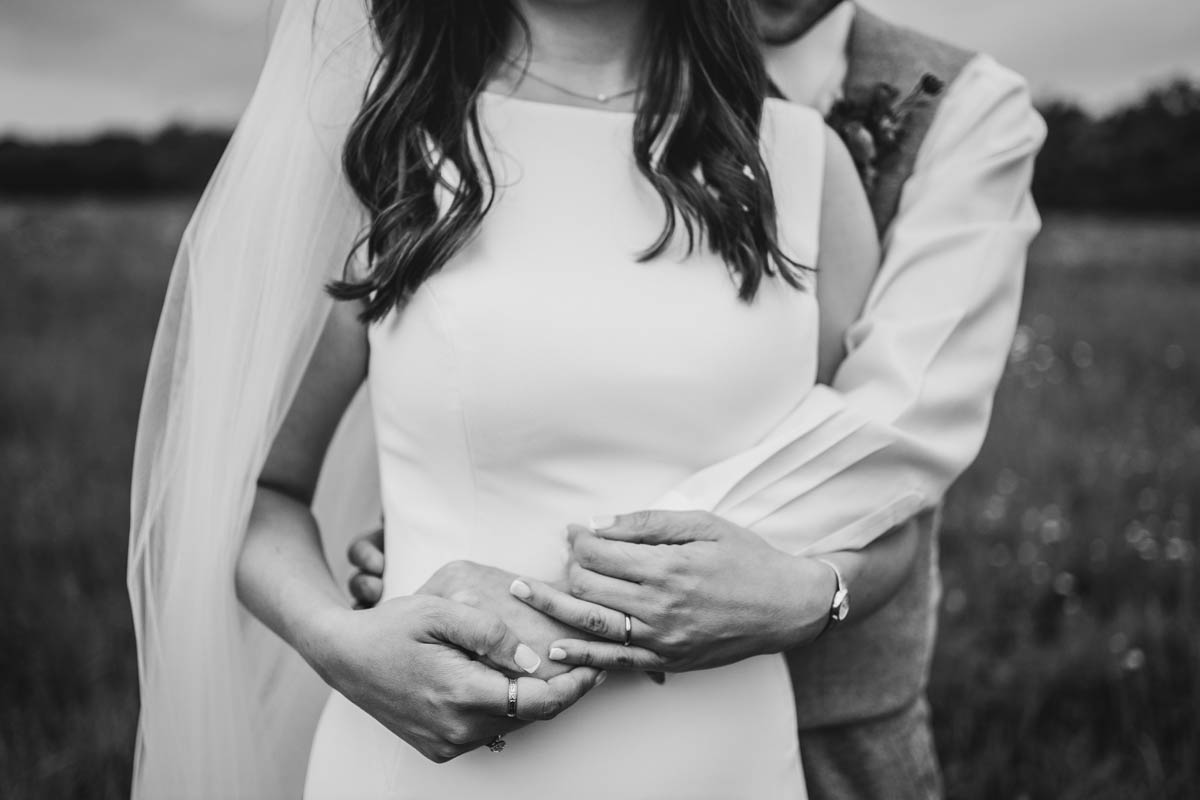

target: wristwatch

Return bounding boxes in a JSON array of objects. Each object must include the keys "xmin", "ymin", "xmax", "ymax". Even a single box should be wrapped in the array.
[{"xmin": 813, "ymin": 558, "xmax": 850, "ymax": 638}]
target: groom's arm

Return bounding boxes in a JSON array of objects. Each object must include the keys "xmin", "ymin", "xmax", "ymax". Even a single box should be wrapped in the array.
[
  {"xmin": 505, "ymin": 58, "xmax": 1047, "ymax": 672},
  {"xmin": 705, "ymin": 56, "xmax": 1048, "ymax": 557},
  {"xmin": 503, "ymin": 513, "xmax": 919, "ymax": 674},
  {"xmin": 564, "ymin": 59, "xmax": 1048, "ymax": 571},
  {"xmin": 775, "ymin": 55, "xmax": 1046, "ymax": 553}
]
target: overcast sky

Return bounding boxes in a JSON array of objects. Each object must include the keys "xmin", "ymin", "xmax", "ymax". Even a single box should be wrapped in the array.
[{"xmin": 3, "ymin": 0, "xmax": 1199, "ymax": 137}]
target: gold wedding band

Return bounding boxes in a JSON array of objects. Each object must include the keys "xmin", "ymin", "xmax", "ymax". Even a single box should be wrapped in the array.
[
  {"xmin": 506, "ymin": 677, "xmax": 518, "ymax": 718},
  {"xmin": 623, "ymin": 613, "xmax": 632, "ymax": 647}
]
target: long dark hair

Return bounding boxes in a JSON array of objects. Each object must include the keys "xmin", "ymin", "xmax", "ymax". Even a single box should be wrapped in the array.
[{"xmin": 328, "ymin": 1, "xmax": 806, "ymax": 323}]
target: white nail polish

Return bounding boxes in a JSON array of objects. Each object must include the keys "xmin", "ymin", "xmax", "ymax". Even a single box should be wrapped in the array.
[
  {"xmin": 588, "ymin": 514, "xmax": 616, "ymax": 532},
  {"xmin": 514, "ymin": 643, "xmax": 542, "ymax": 674},
  {"xmin": 509, "ymin": 579, "xmax": 532, "ymax": 600},
  {"xmin": 548, "ymin": 647, "xmax": 566, "ymax": 661}
]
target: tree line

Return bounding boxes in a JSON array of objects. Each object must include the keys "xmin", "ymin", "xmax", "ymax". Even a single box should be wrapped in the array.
[
  {"xmin": 1, "ymin": 80, "xmax": 1197, "ymax": 213},
  {"xmin": 0, "ymin": 125, "xmax": 229, "ymax": 197},
  {"xmin": 1033, "ymin": 79, "xmax": 1199, "ymax": 214}
]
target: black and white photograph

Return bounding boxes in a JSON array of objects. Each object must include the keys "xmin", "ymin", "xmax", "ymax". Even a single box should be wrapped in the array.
[{"xmin": 2, "ymin": 0, "xmax": 1199, "ymax": 797}]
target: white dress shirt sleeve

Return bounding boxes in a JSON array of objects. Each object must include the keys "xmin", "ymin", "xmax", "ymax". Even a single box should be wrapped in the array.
[{"xmin": 650, "ymin": 56, "xmax": 1047, "ymax": 556}]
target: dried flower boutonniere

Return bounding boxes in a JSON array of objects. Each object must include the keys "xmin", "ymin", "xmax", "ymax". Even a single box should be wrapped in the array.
[{"xmin": 825, "ymin": 73, "xmax": 946, "ymax": 191}]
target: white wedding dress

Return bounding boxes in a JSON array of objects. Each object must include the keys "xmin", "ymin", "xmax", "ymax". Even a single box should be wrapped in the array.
[{"xmin": 303, "ymin": 92, "xmax": 829, "ymax": 799}]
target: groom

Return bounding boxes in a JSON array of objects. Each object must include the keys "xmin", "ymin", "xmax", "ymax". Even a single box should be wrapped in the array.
[{"xmin": 348, "ymin": 2, "xmax": 1045, "ymax": 797}]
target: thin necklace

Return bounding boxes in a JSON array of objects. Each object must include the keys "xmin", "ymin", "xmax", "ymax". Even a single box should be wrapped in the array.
[{"xmin": 506, "ymin": 61, "xmax": 639, "ymax": 105}]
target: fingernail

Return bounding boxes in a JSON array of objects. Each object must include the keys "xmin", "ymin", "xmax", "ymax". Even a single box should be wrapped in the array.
[
  {"xmin": 514, "ymin": 643, "xmax": 541, "ymax": 674},
  {"xmin": 548, "ymin": 647, "xmax": 566, "ymax": 661},
  {"xmin": 588, "ymin": 514, "xmax": 616, "ymax": 532},
  {"xmin": 509, "ymin": 579, "xmax": 532, "ymax": 599},
  {"xmin": 596, "ymin": 671, "xmax": 608, "ymax": 685}
]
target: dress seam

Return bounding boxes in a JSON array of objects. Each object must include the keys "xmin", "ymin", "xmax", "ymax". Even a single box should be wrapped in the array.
[{"xmin": 424, "ymin": 284, "xmax": 482, "ymax": 543}]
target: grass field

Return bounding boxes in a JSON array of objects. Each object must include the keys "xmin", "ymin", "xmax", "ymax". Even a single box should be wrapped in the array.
[{"xmin": 1, "ymin": 200, "xmax": 1198, "ymax": 799}]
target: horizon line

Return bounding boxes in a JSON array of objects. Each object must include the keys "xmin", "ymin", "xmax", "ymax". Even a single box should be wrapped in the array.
[{"xmin": 4, "ymin": 74, "xmax": 1197, "ymax": 144}]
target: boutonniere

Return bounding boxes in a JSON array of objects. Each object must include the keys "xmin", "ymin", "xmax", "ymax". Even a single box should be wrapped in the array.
[{"xmin": 825, "ymin": 74, "xmax": 945, "ymax": 191}]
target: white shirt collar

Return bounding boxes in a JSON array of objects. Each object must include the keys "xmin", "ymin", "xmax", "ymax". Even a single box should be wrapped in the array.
[{"xmin": 761, "ymin": 2, "xmax": 856, "ymax": 115}]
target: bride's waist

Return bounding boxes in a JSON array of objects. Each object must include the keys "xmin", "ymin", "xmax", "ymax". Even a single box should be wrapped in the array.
[
  {"xmin": 325, "ymin": 652, "xmax": 796, "ymax": 747},
  {"xmin": 374, "ymin": 478, "xmax": 655, "ymax": 597},
  {"xmin": 310, "ymin": 653, "xmax": 802, "ymax": 798},
  {"xmin": 379, "ymin": 519, "xmax": 573, "ymax": 598}
]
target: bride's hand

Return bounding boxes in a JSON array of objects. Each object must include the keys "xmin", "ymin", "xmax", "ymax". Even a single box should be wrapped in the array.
[
  {"xmin": 314, "ymin": 595, "xmax": 606, "ymax": 763},
  {"xmin": 416, "ymin": 560, "xmax": 601, "ymax": 680},
  {"xmin": 342, "ymin": 531, "xmax": 606, "ymax": 678}
]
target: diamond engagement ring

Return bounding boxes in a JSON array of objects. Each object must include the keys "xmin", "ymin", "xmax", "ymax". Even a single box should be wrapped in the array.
[{"xmin": 488, "ymin": 736, "xmax": 506, "ymax": 753}]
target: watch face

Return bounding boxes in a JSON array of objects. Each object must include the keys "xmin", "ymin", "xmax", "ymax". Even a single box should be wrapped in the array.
[{"xmin": 832, "ymin": 589, "xmax": 850, "ymax": 622}]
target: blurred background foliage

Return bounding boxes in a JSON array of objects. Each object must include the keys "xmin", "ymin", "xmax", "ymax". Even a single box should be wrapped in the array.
[
  {"xmin": 2, "ymin": 79, "xmax": 1199, "ymax": 212},
  {"xmin": 1034, "ymin": 80, "xmax": 1200, "ymax": 213},
  {"xmin": 1, "ymin": 79, "xmax": 1198, "ymax": 800}
]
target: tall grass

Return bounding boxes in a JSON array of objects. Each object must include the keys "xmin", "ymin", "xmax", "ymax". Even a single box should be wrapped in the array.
[
  {"xmin": 934, "ymin": 214, "xmax": 1200, "ymax": 798},
  {"xmin": 1, "ymin": 201, "xmax": 1197, "ymax": 798},
  {"xmin": 0, "ymin": 199, "xmax": 190, "ymax": 798}
]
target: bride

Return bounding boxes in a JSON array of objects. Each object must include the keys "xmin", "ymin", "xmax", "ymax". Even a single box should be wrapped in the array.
[{"xmin": 128, "ymin": 0, "xmax": 893, "ymax": 797}]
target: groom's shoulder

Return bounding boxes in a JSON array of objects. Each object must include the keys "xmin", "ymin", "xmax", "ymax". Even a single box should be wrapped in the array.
[
  {"xmin": 846, "ymin": 6, "xmax": 973, "ymax": 91},
  {"xmin": 850, "ymin": 6, "xmax": 1034, "ymax": 105},
  {"xmin": 844, "ymin": 7, "xmax": 1042, "ymax": 231},
  {"xmin": 855, "ymin": 7, "xmax": 972, "ymax": 62},
  {"xmin": 849, "ymin": 6, "xmax": 1040, "ymax": 136}
]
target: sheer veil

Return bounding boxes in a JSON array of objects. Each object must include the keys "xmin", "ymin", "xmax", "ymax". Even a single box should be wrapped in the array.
[{"xmin": 126, "ymin": 0, "xmax": 382, "ymax": 795}]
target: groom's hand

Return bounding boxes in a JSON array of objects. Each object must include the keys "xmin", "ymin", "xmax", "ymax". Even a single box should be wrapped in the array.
[
  {"xmin": 347, "ymin": 528, "xmax": 385, "ymax": 608},
  {"xmin": 509, "ymin": 511, "xmax": 834, "ymax": 673}
]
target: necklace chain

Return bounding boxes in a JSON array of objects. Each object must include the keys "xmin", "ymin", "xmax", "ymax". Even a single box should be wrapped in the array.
[{"xmin": 507, "ymin": 62, "xmax": 639, "ymax": 105}]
